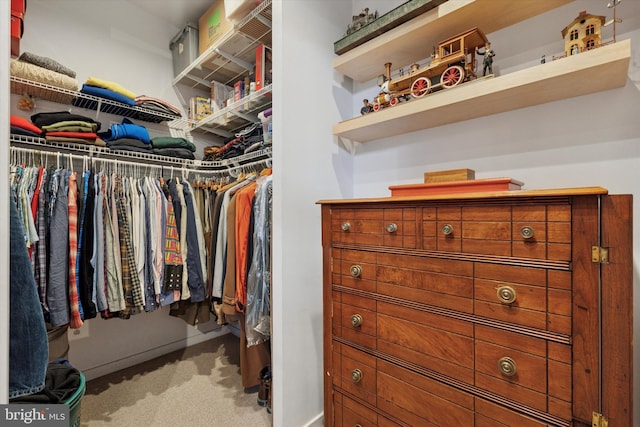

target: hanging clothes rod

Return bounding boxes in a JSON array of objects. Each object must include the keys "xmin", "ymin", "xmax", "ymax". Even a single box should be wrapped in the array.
[
  {"xmin": 8, "ymin": 146, "xmax": 234, "ymax": 179},
  {"xmin": 9, "ymin": 134, "xmax": 272, "ymax": 172},
  {"xmin": 227, "ymin": 157, "xmax": 272, "ymax": 178}
]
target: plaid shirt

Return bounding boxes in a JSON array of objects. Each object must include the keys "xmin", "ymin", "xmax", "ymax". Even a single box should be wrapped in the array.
[
  {"xmin": 67, "ymin": 172, "xmax": 84, "ymax": 329},
  {"xmin": 34, "ymin": 167, "xmax": 49, "ymax": 314},
  {"xmin": 163, "ymin": 191, "xmax": 183, "ymax": 302},
  {"xmin": 115, "ymin": 176, "xmax": 144, "ymax": 318}
]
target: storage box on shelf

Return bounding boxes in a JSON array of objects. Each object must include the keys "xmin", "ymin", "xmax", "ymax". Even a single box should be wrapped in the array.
[
  {"xmin": 10, "ymin": 0, "xmax": 26, "ymax": 56},
  {"xmin": 170, "ymin": 23, "xmax": 199, "ymax": 78},
  {"xmin": 225, "ymin": 0, "xmax": 263, "ymax": 23},
  {"xmin": 331, "ymin": 0, "xmax": 631, "ymax": 144},
  {"xmin": 255, "ymin": 44, "xmax": 272, "ymax": 91},
  {"xmin": 172, "ymin": 0, "xmax": 272, "ymax": 137},
  {"xmin": 198, "ymin": 0, "xmax": 234, "ymax": 56}
]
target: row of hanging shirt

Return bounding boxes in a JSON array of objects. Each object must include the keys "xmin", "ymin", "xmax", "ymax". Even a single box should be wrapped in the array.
[{"xmin": 9, "ymin": 147, "xmax": 272, "ymax": 348}]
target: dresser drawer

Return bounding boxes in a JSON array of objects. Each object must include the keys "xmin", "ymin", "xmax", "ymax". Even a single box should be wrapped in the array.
[
  {"xmin": 377, "ymin": 301, "xmax": 475, "ymax": 384},
  {"xmin": 333, "ymin": 290, "xmax": 377, "ymax": 350},
  {"xmin": 333, "ymin": 392, "xmax": 377, "ymax": 427},
  {"xmin": 333, "ymin": 248, "xmax": 378, "ymax": 293},
  {"xmin": 333, "ymin": 392, "xmax": 404, "ymax": 427},
  {"xmin": 474, "ymin": 263, "xmax": 572, "ymax": 333},
  {"xmin": 377, "ymin": 358, "xmax": 474, "ymax": 426},
  {"xmin": 376, "ymin": 251, "xmax": 474, "ymax": 313},
  {"xmin": 333, "ymin": 342, "xmax": 377, "ymax": 406},
  {"xmin": 474, "ymin": 325, "xmax": 572, "ymax": 419},
  {"xmin": 332, "ymin": 207, "xmax": 417, "ymax": 248},
  {"xmin": 422, "ymin": 203, "xmax": 571, "ymax": 260},
  {"xmin": 475, "ymin": 398, "xmax": 548, "ymax": 427},
  {"xmin": 334, "ymin": 248, "xmax": 475, "ymax": 313}
]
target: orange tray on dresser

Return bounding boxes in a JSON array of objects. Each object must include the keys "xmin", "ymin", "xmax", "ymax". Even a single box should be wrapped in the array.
[{"xmin": 389, "ymin": 177, "xmax": 524, "ymax": 197}]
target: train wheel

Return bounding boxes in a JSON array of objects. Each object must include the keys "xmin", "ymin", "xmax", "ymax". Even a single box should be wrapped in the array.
[
  {"xmin": 441, "ymin": 65, "xmax": 464, "ymax": 88},
  {"xmin": 373, "ymin": 103, "xmax": 381, "ymax": 112},
  {"xmin": 411, "ymin": 77, "xmax": 431, "ymax": 98},
  {"xmin": 389, "ymin": 97, "xmax": 399, "ymax": 107}
]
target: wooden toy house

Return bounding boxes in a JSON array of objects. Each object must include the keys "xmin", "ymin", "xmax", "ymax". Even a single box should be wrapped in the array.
[{"xmin": 561, "ymin": 10, "xmax": 605, "ymax": 56}]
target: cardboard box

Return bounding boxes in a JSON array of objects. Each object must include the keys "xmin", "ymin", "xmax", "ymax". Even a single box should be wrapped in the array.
[
  {"xmin": 424, "ymin": 168, "xmax": 475, "ymax": 183},
  {"xmin": 255, "ymin": 44, "xmax": 272, "ymax": 91},
  {"xmin": 170, "ymin": 23, "xmax": 199, "ymax": 77},
  {"xmin": 198, "ymin": 0, "xmax": 234, "ymax": 55},
  {"xmin": 225, "ymin": 0, "xmax": 262, "ymax": 23}
]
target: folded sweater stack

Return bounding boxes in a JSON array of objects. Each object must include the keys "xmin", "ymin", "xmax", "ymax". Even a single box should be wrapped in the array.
[
  {"xmin": 30, "ymin": 111, "xmax": 103, "ymax": 146},
  {"xmin": 80, "ymin": 76, "xmax": 137, "ymax": 106},
  {"xmin": 151, "ymin": 137, "xmax": 196, "ymax": 160}
]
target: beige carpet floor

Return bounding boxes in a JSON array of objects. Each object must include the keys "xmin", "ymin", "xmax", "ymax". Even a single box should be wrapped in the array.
[{"xmin": 79, "ymin": 333, "xmax": 272, "ymax": 427}]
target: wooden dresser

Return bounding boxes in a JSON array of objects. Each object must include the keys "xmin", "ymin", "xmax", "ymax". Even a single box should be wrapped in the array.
[{"xmin": 318, "ymin": 188, "xmax": 632, "ymax": 427}]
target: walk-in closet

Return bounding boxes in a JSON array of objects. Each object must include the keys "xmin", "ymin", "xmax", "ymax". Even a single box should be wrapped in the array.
[{"xmin": 4, "ymin": 0, "xmax": 281, "ymax": 425}]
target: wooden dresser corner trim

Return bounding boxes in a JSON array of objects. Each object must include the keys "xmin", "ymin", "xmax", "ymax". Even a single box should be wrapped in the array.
[{"xmin": 600, "ymin": 195, "xmax": 634, "ymax": 426}]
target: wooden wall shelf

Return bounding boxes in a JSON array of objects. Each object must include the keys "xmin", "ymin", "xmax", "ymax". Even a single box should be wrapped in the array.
[
  {"xmin": 333, "ymin": 0, "xmax": 574, "ymax": 83},
  {"xmin": 333, "ymin": 39, "xmax": 630, "ymax": 143}
]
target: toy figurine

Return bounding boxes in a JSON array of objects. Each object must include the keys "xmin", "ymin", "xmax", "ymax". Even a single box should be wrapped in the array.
[
  {"xmin": 360, "ymin": 99, "xmax": 373, "ymax": 115},
  {"xmin": 346, "ymin": 8, "xmax": 378, "ymax": 35},
  {"xmin": 476, "ymin": 42, "xmax": 495, "ymax": 76}
]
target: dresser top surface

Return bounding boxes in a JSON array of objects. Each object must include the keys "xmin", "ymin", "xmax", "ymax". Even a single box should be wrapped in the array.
[{"xmin": 316, "ymin": 186, "xmax": 609, "ymax": 205}]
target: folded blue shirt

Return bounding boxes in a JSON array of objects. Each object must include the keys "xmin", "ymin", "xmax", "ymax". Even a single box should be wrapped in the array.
[
  {"xmin": 80, "ymin": 84, "xmax": 136, "ymax": 106},
  {"xmin": 98, "ymin": 118, "xmax": 150, "ymax": 144}
]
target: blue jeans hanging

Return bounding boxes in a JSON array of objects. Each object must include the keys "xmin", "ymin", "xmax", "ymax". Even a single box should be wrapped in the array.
[{"xmin": 9, "ymin": 189, "xmax": 49, "ymax": 399}]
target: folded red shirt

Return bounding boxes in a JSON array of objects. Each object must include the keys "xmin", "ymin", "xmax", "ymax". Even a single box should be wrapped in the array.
[{"xmin": 10, "ymin": 115, "xmax": 42, "ymax": 135}]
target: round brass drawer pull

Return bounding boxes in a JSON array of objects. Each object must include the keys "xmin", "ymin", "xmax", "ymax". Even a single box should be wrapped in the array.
[
  {"xmin": 351, "ymin": 369, "xmax": 363, "ymax": 383},
  {"xmin": 520, "ymin": 225, "xmax": 535, "ymax": 239},
  {"xmin": 386, "ymin": 223, "xmax": 398, "ymax": 233},
  {"xmin": 341, "ymin": 222, "xmax": 351, "ymax": 232},
  {"xmin": 351, "ymin": 314, "xmax": 363, "ymax": 327},
  {"xmin": 496, "ymin": 285, "xmax": 517, "ymax": 304},
  {"xmin": 498, "ymin": 357, "xmax": 517, "ymax": 377},
  {"xmin": 442, "ymin": 224, "xmax": 454, "ymax": 235},
  {"xmin": 350, "ymin": 265, "xmax": 362, "ymax": 278}
]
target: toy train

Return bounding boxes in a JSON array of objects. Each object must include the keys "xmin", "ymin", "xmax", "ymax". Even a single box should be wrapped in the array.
[{"xmin": 371, "ymin": 27, "xmax": 490, "ymax": 112}]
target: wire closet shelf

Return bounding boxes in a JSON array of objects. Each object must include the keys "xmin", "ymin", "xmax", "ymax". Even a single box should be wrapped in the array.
[{"xmin": 9, "ymin": 134, "xmax": 272, "ymax": 174}]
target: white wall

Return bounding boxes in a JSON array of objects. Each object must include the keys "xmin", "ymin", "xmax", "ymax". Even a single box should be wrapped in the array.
[
  {"xmin": 273, "ymin": 1, "xmax": 353, "ymax": 425},
  {"xmin": 340, "ymin": 1, "xmax": 640, "ymax": 426}
]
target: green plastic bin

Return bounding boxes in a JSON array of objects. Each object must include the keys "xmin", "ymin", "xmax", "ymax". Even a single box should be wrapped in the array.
[{"xmin": 65, "ymin": 372, "xmax": 86, "ymax": 427}]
